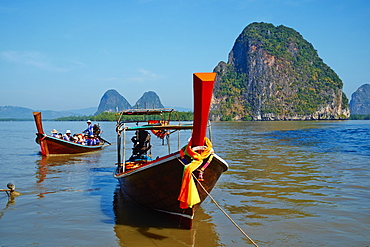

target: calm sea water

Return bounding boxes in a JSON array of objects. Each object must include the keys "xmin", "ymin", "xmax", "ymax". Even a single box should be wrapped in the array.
[{"xmin": 0, "ymin": 120, "xmax": 369, "ymax": 246}]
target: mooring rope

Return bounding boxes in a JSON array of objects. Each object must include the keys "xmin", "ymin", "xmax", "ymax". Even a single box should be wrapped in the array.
[{"xmin": 192, "ymin": 173, "xmax": 259, "ymax": 247}]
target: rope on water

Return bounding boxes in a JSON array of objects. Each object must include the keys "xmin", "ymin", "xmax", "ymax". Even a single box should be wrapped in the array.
[{"xmin": 192, "ymin": 173, "xmax": 259, "ymax": 247}]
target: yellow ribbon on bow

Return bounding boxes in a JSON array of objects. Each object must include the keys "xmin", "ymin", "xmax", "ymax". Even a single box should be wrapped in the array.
[{"xmin": 178, "ymin": 137, "xmax": 213, "ymax": 209}]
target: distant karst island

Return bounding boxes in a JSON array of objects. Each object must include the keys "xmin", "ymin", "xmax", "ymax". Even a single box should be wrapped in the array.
[
  {"xmin": 95, "ymin": 90, "xmax": 164, "ymax": 115},
  {"xmin": 350, "ymin": 84, "xmax": 370, "ymax": 115}
]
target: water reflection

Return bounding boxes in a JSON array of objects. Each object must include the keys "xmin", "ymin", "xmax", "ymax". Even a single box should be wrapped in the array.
[
  {"xmin": 211, "ymin": 121, "xmax": 350, "ymax": 227},
  {"xmin": 35, "ymin": 153, "xmax": 103, "ymax": 198},
  {"xmin": 36, "ymin": 155, "xmax": 77, "ymax": 184},
  {"xmin": 113, "ymin": 187, "xmax": 221, "ymax": 247}
]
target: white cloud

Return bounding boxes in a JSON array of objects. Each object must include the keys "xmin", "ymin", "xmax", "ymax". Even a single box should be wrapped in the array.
[
  {"xmin": 125, "ymin": 69, "xmax": 158, "ymax": 83},
  {"xmin": 137, "ymin": 68, "xmax": 164, "ymax": 80},
  {"xmin": 0, "ymin": 50, "xmax": 68, "ymax": 72},
  {"xmin": 138, "ymin": 69, "xmax": 158, "ymax": 78}
]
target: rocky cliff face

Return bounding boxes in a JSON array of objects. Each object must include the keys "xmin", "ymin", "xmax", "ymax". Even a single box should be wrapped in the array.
[
  {"xmin": 95, "ymin": 89, "xmax": 131, "ymax": 115},
  {"xmin": 211, "ymin": 22, "xmax": 350, "ymax": 121},
  {"xmin": 350, "ymin": 84, "xmax": 370, "ymax": 115},
  {"xmin": 133, "ymin": 91, "xmax": 164, "ymax": 109}
]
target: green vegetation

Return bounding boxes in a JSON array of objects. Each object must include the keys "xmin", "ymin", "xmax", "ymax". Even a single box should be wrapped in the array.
[
  {"xmin": 55, "ymin": 111, "xmax": 194, "ymax": 122},
  {"xmin": 212, "ymin": 69, "xmax": 252, "ymax": 120},
  {"xmin": 0, "ymin": 118, "xmax": 33, "ymax": 121},
  {"xmin": 349, "ymin": 114, "xmax": 370, "ymax": 120}
]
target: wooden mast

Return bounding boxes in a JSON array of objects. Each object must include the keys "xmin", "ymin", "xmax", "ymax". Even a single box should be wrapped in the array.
[
  {"xmin": 191, "ymin": 73, "xmax": 216, "ymax": 147},
  {"xmin": 33, "ymin": 112, "xmax": 49, "ymax": 156},
  {"xmin": 33, "ymin": 112, "xmax": 45, "ymax": 134}
]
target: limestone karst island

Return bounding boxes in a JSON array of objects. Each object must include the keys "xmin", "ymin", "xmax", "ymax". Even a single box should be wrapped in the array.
[{"xmin": 210, "ymin": 22, "xmax": 350, "ymax": 121}]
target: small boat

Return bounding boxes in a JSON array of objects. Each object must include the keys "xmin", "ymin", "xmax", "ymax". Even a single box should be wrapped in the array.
[
  {"xmin": 114, "ymin": 73, "xmax": 229, "ymax": 229},
  {"xmin": 33, "ymin": 112, "xmax": 109, "ymax": 156}
]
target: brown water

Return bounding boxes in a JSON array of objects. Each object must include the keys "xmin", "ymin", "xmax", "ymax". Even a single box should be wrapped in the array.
[{"xmin": 0, "ymin": 120, "xmax": 369, "ymax": 246}]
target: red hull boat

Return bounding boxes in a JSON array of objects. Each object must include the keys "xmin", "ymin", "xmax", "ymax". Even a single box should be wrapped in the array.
[
  {"xmin": 114, "ymin": 73, "xmax": 229, "ymax": 229},
  {"xmin": 33, "ymin": 112, "xmax": 107, "ymax": 156}
]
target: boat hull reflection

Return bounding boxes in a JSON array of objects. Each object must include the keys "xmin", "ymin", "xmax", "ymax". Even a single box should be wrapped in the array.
[{"xmin": 113, "ymin": 187, "xmax": 221, "ymax": 246}]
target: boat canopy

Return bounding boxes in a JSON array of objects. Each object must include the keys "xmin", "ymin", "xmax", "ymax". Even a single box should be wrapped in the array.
[
  {"xmin": 118, "ymin": 108, "xmax": 175, "ymax": 116},
  {"xmin": 115, "ymin": 108, "xmax": 196, "ymax": 166},
  {"xmin": 123, "ymin": 124, "xmax": 193, "ymax": 131},
  {"xmin": 115, "ymin": 108, "xmax": 194, "ymax": 133}
]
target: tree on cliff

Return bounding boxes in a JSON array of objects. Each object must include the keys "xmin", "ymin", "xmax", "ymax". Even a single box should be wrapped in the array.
[{"xmin": 211, "ymin": 22, "xmax": 349, "ymax": 121}]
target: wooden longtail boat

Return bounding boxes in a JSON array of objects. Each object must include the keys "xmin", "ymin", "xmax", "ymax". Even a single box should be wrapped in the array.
[
  {"xmin": 33, "ymin": 112, "xmax": 108, "ymax": 156},
  {"xmin": 114, "ymin": 73, "xmax": 229, "ymax": 229}
]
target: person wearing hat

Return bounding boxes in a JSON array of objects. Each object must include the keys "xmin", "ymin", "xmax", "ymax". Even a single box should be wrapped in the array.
[
  {"xmin": 93, "ymin": 135, "xmax": 100, "ymax": 146},
  {"xmin": 83, "ymin": 120, "xmax": 94, "ymax": 137},
  {"xmin": 63, "ymin": 130, "xmax": 72, "ymax": 141},
  {"xmin": 72, "ymin": 135, "xmax": 79, "ymax": 143},
  {"xmin": 51, "ymin": 129, "xmax": 58, "ymax": 137},
  {"xmin": 77, "ymin": 134, "xmax": 85, "ymax": 145},
  {"xmin": 85, "ymin": 135, "xmax": 94, "ymax": 146}
]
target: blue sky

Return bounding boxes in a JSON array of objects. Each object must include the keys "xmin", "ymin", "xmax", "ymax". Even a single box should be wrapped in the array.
[{"xmin": 1, "ymin": 0, "xmax": 369, "ymax": 111}]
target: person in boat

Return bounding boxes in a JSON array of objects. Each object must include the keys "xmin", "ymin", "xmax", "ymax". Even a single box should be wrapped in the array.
[
  {"xmin": 85, "ymin": 135, "xmax": 96, "ymax": 146},
  {"xmin": 51, "ymin": 129, "xmax": 58, "ymax": 137},
  {"xmin": 92, "ymin": 123, "xmax": 101, "ymax": 136},
  {"xmin": 83, "ymin": 134, "xmax": 89, "ymax": 145},
  {"xmin": 63, "ymin": 130, "xmax": 73, "ymax": 141},
  {"xmin": 130, "ymin": 130, "xmax": 151, "ymax": 160},
  {"xmin": 83, "ymin": 120, "xmax": 94, "ymax": 137},
  {"xmin": 89, "ymin": 135, "xmax": 100, "ymax": 146},
  {"xmin": 73, "ymin": 136, "xmax": 79, "ymax": 143},
  {"xmin": 93, "ymin": 135, "xmax": 100, "ymax": 146},
  {"xmin": 57, "ymin": 133, "xmax": 63, "ymax": 139},
  {"xmin": 77, "ymin": 134, "xmax": 85, "ymax": 145}
]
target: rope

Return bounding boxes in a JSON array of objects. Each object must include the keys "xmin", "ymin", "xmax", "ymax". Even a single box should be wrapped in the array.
[
  {"xmin": 178, "ymin": 137, "xmax": 213, "ymax": 209},
  {"xmin": 192, "ymin": 173, "xmax": 259, "ymax": 247}
]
